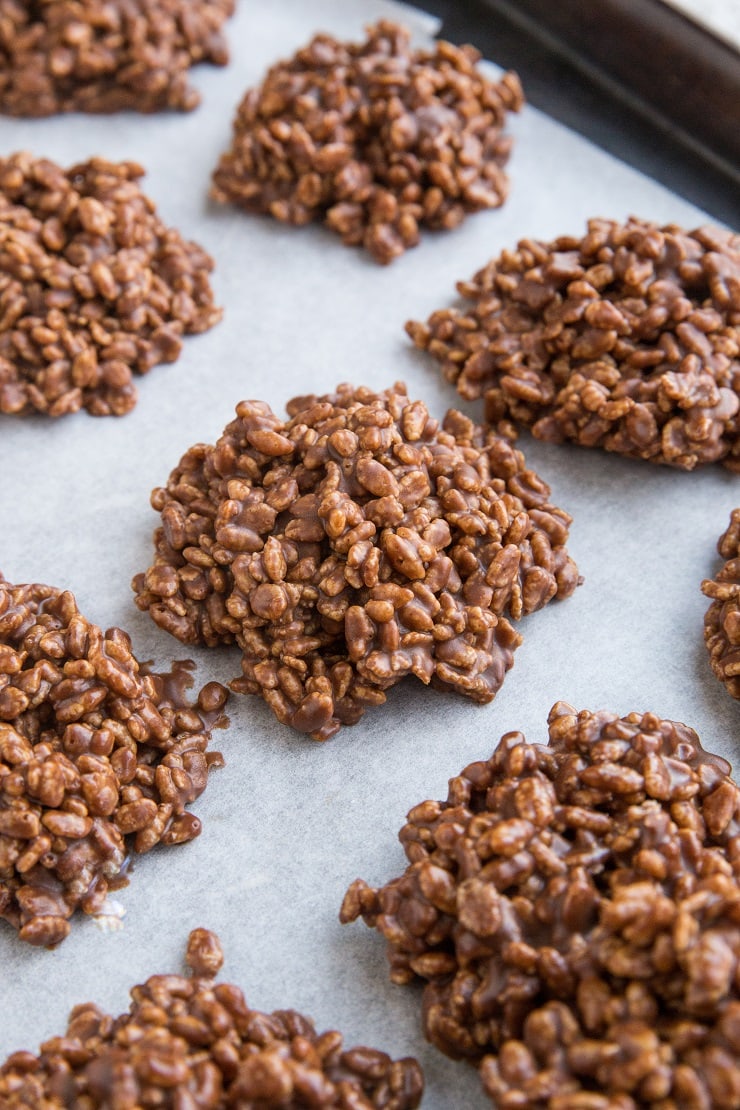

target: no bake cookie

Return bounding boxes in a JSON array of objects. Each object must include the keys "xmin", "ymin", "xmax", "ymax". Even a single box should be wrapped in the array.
[
  {"xmin": 212, "ymin": 21, "xmax": 523, "ymax": 264},
  {"xmin": 703, "ymin": 508, "xmax": 740, "ymax": 699},
  {"xmin": 342, "ymin": 703, "xmax": 740, "ymax": 1108},
  {"xmin": 0, "ymin": 0, "xmax": 234, "ymax": 116},
  {"xmin": 0, "ymin": 927, "xmax": 424, "ymax": 1107},
  {"xmin": 0, "ymin": 153, "xmax": 221, "ymax": 417},
  {"xmin": 407, "ymin": 218, "xmax": 740, "ymax": 468},
  {"xmin": 133, "ymin": 383, "xmax": 578, "ymax": 739},
  {"xmin": 0, "ymin": 576, "xmax": 226, "ymax": 947}
]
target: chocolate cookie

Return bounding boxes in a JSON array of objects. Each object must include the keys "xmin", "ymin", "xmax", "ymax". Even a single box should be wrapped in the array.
[
  {"xmin": 407, "ymin": 218, "xmax": 740, "ymax": 469},
  {"xmin": 342, "ymin": 702, "xmax": 740, "ymax": 1107},
  {"xmin": 212, "ymin": 21, "xmax": 523, "ymax": 264},
  {"xmin": 703, "ymin": 508, "xmax": 740, "ymax": 698},
  {"xmin": 133, "ymin": 383, "xmax": 578, "ymax": 739},
  {"xmin": 0, "ymin": 0, "xmax": 234, "ymax": 116},
  {"xmin": 0, "ymin": 576, "xmax": 227, "ymax": 947},
  {"xmin": 0, "ymin": 927, "xmax": 424, "ymax": 1107},
  {"xmin": 0, "ymin": 153, "xmax": 222, "ymax": 417}
]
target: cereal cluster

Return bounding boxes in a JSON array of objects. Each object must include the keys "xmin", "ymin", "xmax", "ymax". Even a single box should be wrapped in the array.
[
  {"xmin": 407, "ymin": 218, "xmax": 740, "ymax": 468},
  {"xmin": 342, "ymin": 703, "xmax": 740, "ymax": 1108},
  {"xmin": 0, "ymin": 0, "xmax": 235, "ymax": 116},
  {"xmin": 0, "ymin": 928, "xmax": 424, "ymax": 1108},
  {"xmin": 211, "ymin": 21, "xmax": 524, "ymax": 264},
  {"xmin": 133, "ymin": 383, "xmax": 578, "ymax": 740},
  {"xmin": 703, "ymin": 508, "xmax": 740, "ymax": 699},
  {"xmin": 0, "ymin": 153, "xmax": 222, "ymax": 417},
  {"xmin": 0, "ymin": 577, "xmax": 227, "ymax": 948}
]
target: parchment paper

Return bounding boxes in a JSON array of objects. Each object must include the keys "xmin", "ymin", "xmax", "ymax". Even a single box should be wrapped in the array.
[{"xmin": 0, "ymin": 2, "xmax": 737, "ymax": 1105}]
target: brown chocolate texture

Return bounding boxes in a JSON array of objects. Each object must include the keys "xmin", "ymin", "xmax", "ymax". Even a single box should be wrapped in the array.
[
  {"xmin": 0, "ymin": 577, "xmax": 227, "ymax": 947},
  {"xmin": 703, "ymin": 508, "xmax": 740, "ymax": 699},
  {"xmin": 0, "ymin": 0, "xmax": 235, "ymax": 116},
  {"xmin": 342, "ymin": 703, "xmax": 740, "ymax": 1108},
  {"xmin": 0, "ymin": 153, "xmax": 222, "ymax": 418},
  {"xmin": 407, "ymin": 218, "xmax": 740, "ymax": 469},
  {"xmin": 133, "ymin": 383, "xmax": 579, "ymax": 740},
  {"xmin": 0, "ymin": 927, "xmax": 424, "ymax": 1107},
  {"xmin": 211, "ymin": 21, "xmax": 523, "ymax": 264}
]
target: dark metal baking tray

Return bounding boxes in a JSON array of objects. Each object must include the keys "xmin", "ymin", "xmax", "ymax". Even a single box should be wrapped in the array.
[{"xmin": 419, "ymin": 0, "xmax": 740, "ymax": 228}]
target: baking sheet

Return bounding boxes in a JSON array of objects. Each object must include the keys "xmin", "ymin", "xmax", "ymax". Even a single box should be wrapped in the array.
[
  {"xmin": 666, "ymin": 0, "xmax": 740, "ymax": 51},
  {"xmin": 0, "ymin": 1, "xmax": 737, "ymax": 1104}
]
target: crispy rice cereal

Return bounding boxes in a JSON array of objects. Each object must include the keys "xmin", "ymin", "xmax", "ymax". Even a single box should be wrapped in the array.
[
  {"xmin": 0, "ymin": 0, "xmax": 234, "ymax": 116},
  {"xmin": 342, "ymin": 703, "xmax": 740, "ymax": 1108},
  {"xmin": 0, "ymin": 153, "xmax": 222, "ymax": 417},
  {"xmin": 133, "ymin": 383, "xmax": 578, "ymax": 739},
  {"xmin": 0, "ymin": 927, "xmax": 424, "ymax": 1108},
  {"xmin": 212, "ymin": 21, "xmax": 523, "ymax": 264},
  {"xmin": 703, "ymin": 508, "xmax": 740, "ymax": 698},
  {"xmin": 0, "ymin": 576, "xmax": 227, "ymax": 947},
  {"xmin": 407, "ymin": 218, "xmax": 740, "ymax": 469}
]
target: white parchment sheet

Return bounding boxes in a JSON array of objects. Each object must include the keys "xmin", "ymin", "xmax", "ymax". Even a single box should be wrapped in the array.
[{"xmin": 0, "ymin": 2, "xmax": 737, "ymax": 1105}]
